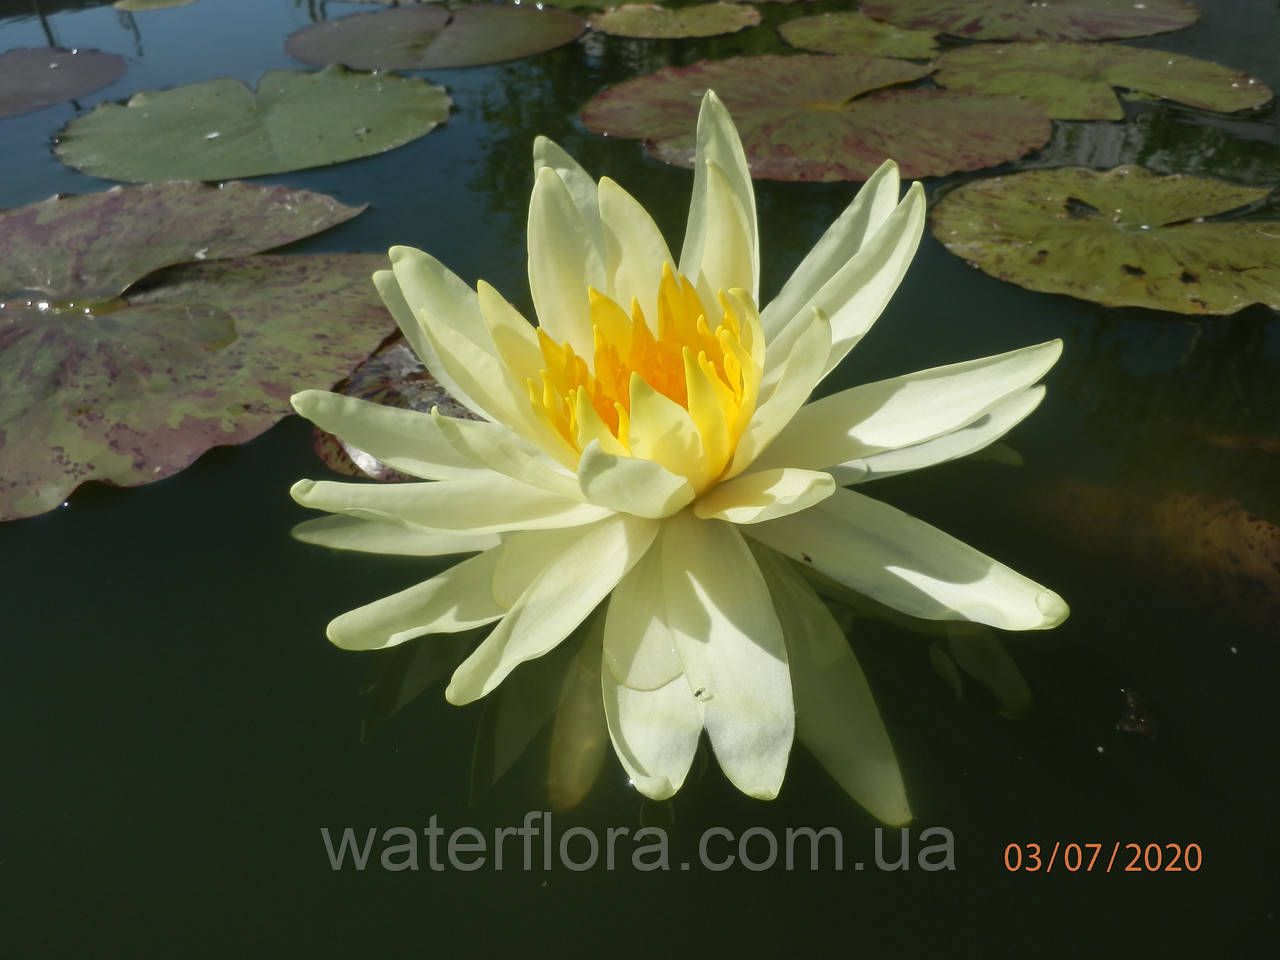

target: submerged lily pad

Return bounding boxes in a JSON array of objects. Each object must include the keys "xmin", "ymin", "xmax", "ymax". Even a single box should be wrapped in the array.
[
  {"xmin": 581, "ymin": 54, "xmax": 1050, "ymax": 181},
  {"xmin": 589, "ymin": 3, "xmax": 760, "ymax": 39},
  {"xmin": 55, "ymin": 65, "xmax": 450, "ymax": 183},
  {"xmin": 780, "ymin": 11, "xmax": 938, "ymax": 57},
  {"xmin": 0, "ymin": 182, "xmax": 391, "ymax": 520},
  {"xmin": 0, "ymin": 47, "xmax": 127, "ymax": 120},
  {"xmin": 931, "ymin": 165, "xmax": 1280, "ymax": 314},
  {"xmin": 859, "ymin": 0, "xmax": 1200, "ymax": 40},
  {"xmin": 935, "ymin": 41, "xmax": 1272, "ymax": 120},
  {"xmin": 285, "ymin": 4, "xmax": 585, "ymax": 71}
]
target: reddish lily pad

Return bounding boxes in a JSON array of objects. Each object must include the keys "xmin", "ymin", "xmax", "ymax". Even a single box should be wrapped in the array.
[
  {"xmin": 859, "ymin": 0, "xmax": 1200, "ymax": 41},
  {"xmin": 930, "ymin": 165, "xmax": 1280, "ymax": 314},
  {"xmin": 935, "ymin": 41, "xmax": 1273, "ymax": 120},
  {"xmin": 285, "ymin": 4, "xmax": 585, "ymax": 71},
  {"xmin": 589, "ymin": 3, "xmax": 760, "ymax": 39},
  {"xmin": 780, "ymin": 11, "xmax": 938, "ymax": 57},
  {"xmin": 0, "ymin": 183, "xmax": 393, "ymax": 520},
  {"xmin": 312, "ymin": 332, "xmax": 475, "ymax": 482},
  {"xmin": 0, "ymin": 47, "xmax": 126, "ymax": 120},
  {"xmin": 55, "ymin": 65, "xmax": 450, "ymax": 183},
  {"xmin": 581, "ymin": 54, "xmax": 1051, "ymax": 181}
]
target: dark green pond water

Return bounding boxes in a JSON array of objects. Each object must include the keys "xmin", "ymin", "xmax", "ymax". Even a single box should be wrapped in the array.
[{"xmin": 3, "ymin": 0, "xmax": 1278, "ymax": 955}]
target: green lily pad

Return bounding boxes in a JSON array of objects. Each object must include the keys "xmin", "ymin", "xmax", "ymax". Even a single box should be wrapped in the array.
[
  {"xmin": 55, "ymin": 65, "xmax": 450, "ymax": 183},
  {"xmin": 930, "ymin": 165, "xmax": 1280, "ymax": 314},
  {"xmin": 860, "ymin": 0, "xmax": 1200, "ymax": 41},
  {"xmin": 0, "ymin": 47, "xmax": 127, "ymax": 120},
  {"xmin": 285, "ymin": 4, "xmax": 585, "ymax": 71},
  {"xmin": 780, "ymin": 11, "xmax": 938, "ymax": 57},
  {"xmin": 0, "ymin": 182, "xmax": 392, "ymax": 520},
  {"xmin": 580, "ymin": 54, "xmax": 1050, "ymax": 181},
  {"xmin": 935, "ymin": 41, "xmax": 1272, "ymax": 120},
  {"xmin": 589, "ymin": 3, "xmax": 760, "ymax": 39},
  {"xmin": 312, "ymin": 332, "xmax": 475, "ymax": 482}
]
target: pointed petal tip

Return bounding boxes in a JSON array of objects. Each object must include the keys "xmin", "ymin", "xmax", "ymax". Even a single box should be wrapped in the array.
[
  {"xmin": 387, "ymin": 244, "xmax": 421, "ymax": 264},
  {"xmin": 1036, "ymin": 589, "xmax": 1070, "ymax": 628},
  {"xmin": 632, "ymin": 777, "xmax": 678, "ymax": 802},
  {"xmin": 289, "ymin": 479, "xmax": 316, "ymax": 503}
]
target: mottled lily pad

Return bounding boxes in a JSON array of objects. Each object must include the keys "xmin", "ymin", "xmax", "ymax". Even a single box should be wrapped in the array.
[
  {"xmin": 55, "ymin": 65, "xmax": 450, "ymax": 183},
  {"xmin": 935, "ymin": 41, "xmax": 1272, "ymax": 120},
  {"xmin": 859, "ymin": 0, "xmax": 1200, "ymax": 41},
  {"xmin": 312, "ymin": 332, "xmax": 475, "ymax": 482},
  {"xmin": 931, "ymin": 165, "xmax": 1280, "ymax": 314},
  {"xmin": 285, "ymin": 4, "xmax": 585, "ymax": 71},
  {"xmin": 581, "ymin": 54, "xmax": 1050, "ymax": 181},
  {"xmin": 0, "ymin": 47, "xmax": 127, "ymax": 120},
  {"xmin": 589, "ymin": 3, "xmax": 760, "ymax": 39},
  {"xmin": 0, "ymin": 182, "xmax": 392, "ymax": 520},
  {"xmin": 780, "ymin": 11, "xmax": 938, "ymax": 57}
]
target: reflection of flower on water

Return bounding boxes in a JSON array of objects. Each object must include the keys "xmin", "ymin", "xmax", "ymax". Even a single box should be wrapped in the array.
[{"xmin": 290, "ymin": 91, "xmax": 1068, "ymax": 822}]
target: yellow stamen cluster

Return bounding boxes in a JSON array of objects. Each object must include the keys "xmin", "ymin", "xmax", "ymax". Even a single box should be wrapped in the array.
[{"xmin": 529, "ymin": 263, "xmax": 757, "ymax": 484}]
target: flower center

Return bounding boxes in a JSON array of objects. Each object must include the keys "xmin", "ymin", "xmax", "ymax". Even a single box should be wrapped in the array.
[{"xmin": 528, "ymin": 263, "xmax": 759, "ymax": 484}]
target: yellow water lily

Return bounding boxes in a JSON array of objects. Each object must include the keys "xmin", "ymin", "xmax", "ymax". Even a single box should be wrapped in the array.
[{"xmin": 290, "ymin": 91, "xmax": 1067, "ymax": 810}]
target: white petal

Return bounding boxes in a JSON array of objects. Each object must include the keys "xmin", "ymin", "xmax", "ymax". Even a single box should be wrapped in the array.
[
  {"xmin": 760, "ymin": 159, "xmax": 901, "ymax": 342},
  {"xmin": 290, "ymin": 475, "xmax": 611, "ymax": 535},
  {"xmin": 528, "ymin": 166, "xmax": 604, "ymax": 360},
  {"xmin": 746, "ymin": 487, "xmax": 1070, "ymax": 631},
  {"xmin": 291, "ymin": 515, "xmax": 499, "ymax": 556},
  {"xmin": 832, "ymin": 387, "xmax": 1046, "ymax": 484},
  {"xmin": 728, "ymin": 307, "xmax": 830, "ymax": 478},
  {"xmin": 603, "ymin": 672, "xmax": 702, "ymax": 801},
  {"xmin": 577, "ymin": 440, "xmax": 695, "ymax": 519},
  {"xmin": 690, "ymin": 160, "xmax": 755, "ymax": 309},
  {"xmin": 476, "ymin": 280, "xmax": 544, "ymax": 385},
  {"xmin": 755, "ymin": 340, "xmax": 1063, "ymax": 472},
  {"xmin": 755, "ymin": 548, "xmax": 911, "ymax": 825},
  {"xmin": 627, "ymin": 373, "xmax": 707, "ymax": 486},
  {"xmin": 548, "ymin": 619, "xmax": 610, "ymax": 811},
  {"xmin": 680, "ymin": 90, "xmax": 758, "ymax": 304},
  {"xmin": 533, "ymin": 135, "xmax": 604, "ymax": 261},
  {"xmin": 446, "ymin": 514, "xmax": 659, "ymax": 703},
  {"xmin": 327, "ymin": 548, "xmax": 506, "ymax": 650},
  {"xmin": 597, "ymin": 176, "xmax": 675, "ymax": 315},
  {"xmin": 291, "ymin": 390, "xmax": 480, "ymax": 481},
  {"xmin": 431, "ymin": 409, "xmax": 580, "ymax": 498},
  {"xmin": 602, "ymin": 536, "xmax": 683, "ymax": 690},
  {"xmin": 695, "ymin": 467, "xmax": 835, "ymax": 524},
  {"xmin": 763, "ymin": 182, "xmax": 926, "ymax": 388},
  {"xmin": 661, "ymin": 511, "xmax": 793, "ymax": 799}
]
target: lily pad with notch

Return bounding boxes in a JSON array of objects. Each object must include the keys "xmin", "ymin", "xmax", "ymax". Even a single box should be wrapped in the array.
[
  {"xmin": 55, "ymin": 65, "xmax": 451, "ymax": 183},
  {"xmin": 581, "ymin": 54, "xmax": 1051, "ymax": 181},
  {"xmin": 0, "ymin": 47, "xmax": 127, "ymax": 120},
  {"xmin": 930, "ymin": 165, "xmax": 1280, "ymax": 314},
  {"xmin": 780, "ymin": 10, "xmax": 939, "ymax": 58},
  {"xmin": 934, "ymin": 41, "xmax": 1272, "ymax": 120},
  {"xmin": 285, "ymin": 3, "xmax": 585, "ymax": 71},
  {"xmin": 588, "ymin": 3, "xmax": 760, "ymax": 39},
  {"xmin": 859, "ymin": 0, "xmax": 1200, "ymax": 41},
  {"xmin": 0, "ymin": 182, "xmax": 393, "ymax": 521}
]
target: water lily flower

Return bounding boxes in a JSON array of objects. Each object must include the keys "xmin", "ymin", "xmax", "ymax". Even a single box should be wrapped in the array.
[{"xmin": 290, "ymin": 91, "xmax": 1067, "ymax": 811}]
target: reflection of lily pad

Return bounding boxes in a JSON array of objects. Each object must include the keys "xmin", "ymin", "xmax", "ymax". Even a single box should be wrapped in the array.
[
  {"xmin": 860, "ymin": 0, "xmax": 1200, "ymax": 40},
  {"xmin": 589, "ymin": 3, "xmax": 760, "ymax": 39},
  {"xmin": 780, "ymin": 11, "xmax": 938, "ymax": 57},
  {"xmin": 312, "ymin": 332, "xmax": 474, "ymax": 482},
  {"xmin": 55, "ymin": 65, "xmax": 450, "ymax": 182},
  {"xmin": 931, "ymin": 165, "xmax": 1280, "ymax": 314},
  {"xmin": 0, "ymin": 182, "xmax": 390, "ymax": 520},
  {"xmin": 935, "ymin": 42, "xmax": 1272, "ymax": 120},
  {"xmin": 581, "ymin": 54, "xmax": 1050, "ymax": 181},
  {"xmin": 285, "ymin": 4, "xmax": 585, "ymax": 71},
  {"xmin": 0, "ymin": 47, "xmax": 127, "ymax": 120}
]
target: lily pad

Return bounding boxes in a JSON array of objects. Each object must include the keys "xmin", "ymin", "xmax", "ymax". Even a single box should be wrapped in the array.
[
  {"xmin": 55, "ymin": 65, "xmax": 450, "ymax": 183},
  {"xmin": 312, "ymin": 332, "xmax": 475, "ymax": 482},
  {"xmin": 0, "ymin": 47, "xmax": 127, "ymax": 120},
  {"xmin": 113, "ymin": 0, "xmax": 195, "ymax": 10},
  {"xmin": 588, "ymin": 3, "xmax": 760, "ymax": 39},
  {"xmin": 930, "ymin": 165, "xmax": 1280, "ymax": 314},
  {"xmin": 581, "ymin": 54, "xmax": 1050, "ymax": 181},
  {"xmin": 0, "ymin": 182, "xmax": 392, "ymax": 520},
  {"xmin": 935, "ymin": 41, "xmax": 1272, "ymax": 120},
  {"xmin": 780, "ymin": 11, "xmax": 938, "ymax": 57},
  {"xmin": 285, "ymin": 4, "xmax": 585, "ymax": 71},
  {"xmin": 859, "ymin": 0, "xmax": 1200, "ymax": 41}
]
